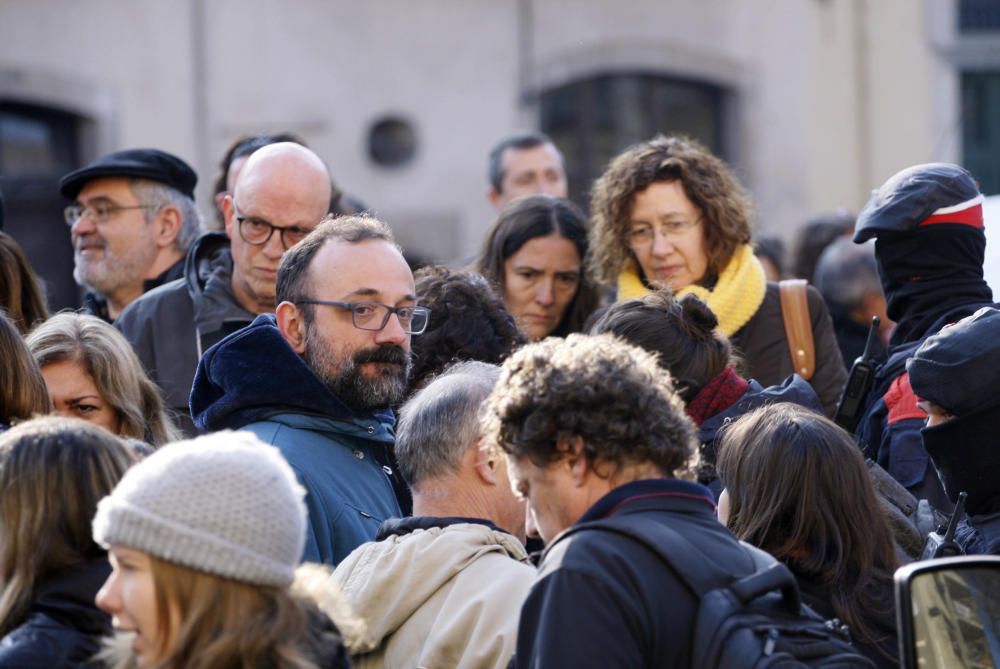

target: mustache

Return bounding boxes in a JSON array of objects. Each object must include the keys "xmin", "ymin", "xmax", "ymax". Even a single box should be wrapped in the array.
[
  {"xmin": 75, "ymin": 237, "xmax": 106, "ymax": 251},
  {"xmin": 353, "ymin": 345, "xmax": 408, "ymax": 366}
]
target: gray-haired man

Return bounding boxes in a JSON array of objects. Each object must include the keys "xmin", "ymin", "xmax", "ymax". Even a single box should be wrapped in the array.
[{"xmin": 334, "ymin": 361, "xmax": 534, "ymax": 669}]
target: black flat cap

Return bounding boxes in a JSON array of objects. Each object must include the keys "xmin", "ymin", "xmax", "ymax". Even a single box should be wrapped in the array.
[
  {"xmin": 907, "ymin": 306, "xmax": 1000, "ymax": 416},
  {"xmin": 854, "ymin": 163, "xmax": 983, "ymax": 243},
  {"xmin": 59, "ymin": 148, "xmax": 198, "ymax": 201}
]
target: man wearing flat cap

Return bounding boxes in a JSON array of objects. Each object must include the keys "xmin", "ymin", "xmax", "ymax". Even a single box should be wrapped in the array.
[
  {"xmin": 853, "ymin": 163, "xmax": 998, "ymax": 510},
  {"xmin": 59, "ymin": 148, "xmax": 202, "ymax": 321},
  {"xmin": 908, "ymin": 307, "xmax": 1000, "ymax": 555}
]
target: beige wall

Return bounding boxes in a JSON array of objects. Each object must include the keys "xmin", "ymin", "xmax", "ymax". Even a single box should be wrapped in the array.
[{"xmin": 0, "ymin": 0, "xmax": 957, "ymax": 263}]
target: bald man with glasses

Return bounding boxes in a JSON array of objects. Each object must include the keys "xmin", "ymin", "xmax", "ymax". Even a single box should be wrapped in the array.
[{"xmin": 116, "ymin": 142, "xmax": 331, "ymax": 436}]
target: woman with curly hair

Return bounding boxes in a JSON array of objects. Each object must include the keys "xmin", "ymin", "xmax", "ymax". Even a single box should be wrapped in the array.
[
  {"xmin": 27, "ymin": 313, "xmax": 180, "ymax": 446},
  {"xmin": 716, "ymin": 403, "xmax": 900, "ymax": 668},
  {"xmin": 476, "ymin": 195, "xmax": 601, "ymax": 341},
  {"xmin": 589, "ymin": 135, "xmax": 845, "ymax": 414}
]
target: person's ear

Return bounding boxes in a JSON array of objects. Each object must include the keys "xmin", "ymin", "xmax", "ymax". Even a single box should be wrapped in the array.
[
  {"xmin": 222, "ymin": 195, "xmax": 236, "ymax": 240},
  {"xmin": 561, "ymin": 436, "xmax": 590, "ymax": 487},
  {"xmin": 276, "ymin": 301, "xmax": 307, "ymax": 354},
  {"xmin": 154, "ymin": 205, "xmax": 183, "ymax": 249},
  {"xmin": 488, "ymin": 187, "xmax": 504, "ymax": 211},
  {"xmin": 473, "ymin": 441, "xmax": 499, "ymax": 486}
]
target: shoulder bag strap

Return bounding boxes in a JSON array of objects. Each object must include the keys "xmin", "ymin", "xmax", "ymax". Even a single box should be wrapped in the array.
[
  {"xmin": 567, "ymin": 515, "xmax": 747, "ymax": 596},
  {"xmin": 779, "ymin": 279, "xmax": 816, "ymax": 380}
]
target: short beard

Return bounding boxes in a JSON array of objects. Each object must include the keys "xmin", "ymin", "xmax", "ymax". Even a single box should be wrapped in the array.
[
  {"xmin": 73, "ymin": 228, "xmax": 158, "ymax": 296},
  {"xmin": 304, "ymin": 323, "xmax": 411, "ymax": 413}
]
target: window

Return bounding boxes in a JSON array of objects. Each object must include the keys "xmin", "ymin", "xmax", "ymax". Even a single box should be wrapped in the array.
[
  {"xmin": 961, "ymin": 72, "xmax": 1000, "ymax": 195},
  {"xmin": 540, "ymin": 72, "xmax": 727, "ymax": 208},
  {"xmin": 0, "ymin": 102, "xmax": 83, "ymax": 311},
  {"xmin": 959, "ymin": 0, "xmax": 1000, "ymax": 32}
]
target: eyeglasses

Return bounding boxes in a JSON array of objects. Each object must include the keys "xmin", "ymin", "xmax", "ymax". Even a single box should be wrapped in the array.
[
  {"xmin": 64, "ymin": 202, "xmax": 157, "ymax": 226},
  {"xmin": 627, "ymin": 218, "xmax": 702, "ymax": 247},
  {"xmin": 233, "ymin": 203, "xmax": 312, "ymax": 250},
  {"xmin": 297, "ymin": 299, "xmax": 431, "ymax": 335}
]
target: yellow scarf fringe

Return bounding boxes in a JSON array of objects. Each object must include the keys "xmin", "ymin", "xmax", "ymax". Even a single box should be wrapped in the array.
[{"xmin": 616, "ymin": 244, "xmax": 767, "ymax": 337}]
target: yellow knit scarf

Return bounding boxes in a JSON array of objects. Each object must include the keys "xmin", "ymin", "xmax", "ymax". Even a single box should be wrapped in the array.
[{"xmin": 616, "ymin": 244, "xmax": 767, "ymax": 337}]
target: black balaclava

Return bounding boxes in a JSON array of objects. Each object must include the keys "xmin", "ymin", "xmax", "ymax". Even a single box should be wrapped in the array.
[
  {"xmin": 875, "ymin": 226, "xmax": 992, "ymax": 346},
  {"xmin": 922, "ymin": 408, "xmax": 1000, "ymax": 516},
  {"xmin": 909, "ymin": 307, "xmax": 1000, "ymax": 516}
]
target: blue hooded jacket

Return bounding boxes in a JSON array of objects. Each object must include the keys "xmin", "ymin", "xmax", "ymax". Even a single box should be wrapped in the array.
[{"xmin": 190, "ymin": 314, "xmax": 402, "ymax": 565}]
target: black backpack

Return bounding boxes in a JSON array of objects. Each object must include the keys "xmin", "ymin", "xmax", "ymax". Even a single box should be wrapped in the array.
[{"xmin": 567, "ymin": 514, "xmax": 876, "ymax": 668}]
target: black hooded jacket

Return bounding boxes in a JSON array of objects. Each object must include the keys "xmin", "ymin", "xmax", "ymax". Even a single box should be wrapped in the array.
[
  {"xmin": 116, "ymin": 232, "xmax": 255, "ymax": 435},
  {"xmin": 0, "ymin": 559, "xmax": 111, "ymax": 668}
]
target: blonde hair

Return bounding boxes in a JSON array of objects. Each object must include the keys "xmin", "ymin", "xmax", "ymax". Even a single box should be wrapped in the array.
[
  {"xmin": 101, "ymin": 561, "xmax": 359, "ymax": 669},
  {"xmin": 27, "ymin": 312, "xmax": 180, "ymax": 446},
  {"xmin": 0, "ymin": 416, "xmax": 136, "ymax": 636}
]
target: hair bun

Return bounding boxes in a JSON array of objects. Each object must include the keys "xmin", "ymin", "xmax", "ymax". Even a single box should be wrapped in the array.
[{"xmin": 679, "ymin": 295, "xmax": 718, "ymax": 334}]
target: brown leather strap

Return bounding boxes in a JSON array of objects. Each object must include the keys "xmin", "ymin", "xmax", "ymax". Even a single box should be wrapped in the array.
[{"xmin": 778, "ymin": 279, "xmax": 815, "ymax": 380}]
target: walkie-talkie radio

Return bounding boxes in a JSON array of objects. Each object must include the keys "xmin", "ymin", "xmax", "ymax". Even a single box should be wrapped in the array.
[
  {"xmin": 833, "ymin": 316, "xmax": 881, "ymax": 434},
  {"xmin": 921, "ymin": 492, "xmax": 968, "ymax": 560}
]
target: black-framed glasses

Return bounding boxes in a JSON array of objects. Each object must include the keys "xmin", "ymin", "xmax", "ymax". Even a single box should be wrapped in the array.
[
  {"xmin": 233, "ymin": 202, "xmax": 312, "ymax": 250},
  {"xmin": 64, "ymin": 202, "xmax": 157, "ymax": 226},
  {"xmin": 297, "ymin": 299, "xmax": 431, "ymax": 335}
]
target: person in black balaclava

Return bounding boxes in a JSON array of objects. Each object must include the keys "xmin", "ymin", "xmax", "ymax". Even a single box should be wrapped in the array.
[
  {"xmin": 908, "ymin": 307, "xmax": 1000, "ymax": 555},
  {"xmin": 853, "ymin": 163, "xmax": 996, "ymax": 511}
]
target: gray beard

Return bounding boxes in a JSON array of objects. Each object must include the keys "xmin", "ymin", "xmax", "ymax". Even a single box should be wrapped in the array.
[
  {"xmin": 73, "ymin": 235, "xmax": 157, "ymax": 297},
  {"xmin": 304, "ymin": 328, "xmax": 411, "ymax": 413}
]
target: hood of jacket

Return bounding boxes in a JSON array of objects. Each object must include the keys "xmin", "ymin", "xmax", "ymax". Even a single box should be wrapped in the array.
[
  {"xmin": 29, "ymin": 558, "xmax": 112, "ymax": 636},
  {"xmin": 181, "ymin": 232, "xmax": 255, "ymax": 334},
  {"xmin": 191, "ymin": 313, "xmax": 390, "ymax": 432},
  {"xmin": 698, "ymin": 374, "xmax": 824, "ymax": 444},
  {"xmin": 183, "ymin": 231, "xmax": 232, "ymax": 296},
  {"xmin": 333, "ymin": 519, "xmax": 529, "ymax": 652}
]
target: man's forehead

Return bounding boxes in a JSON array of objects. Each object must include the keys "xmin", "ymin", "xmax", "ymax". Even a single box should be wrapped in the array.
[
  {"xmin": 503, "ymin": 143, "xmax": 562, "ymax": 171},
  {"xmin": 309, "ymin": 238, "xmax": 414, "ymax": 296},
  {"xmin": 76, "ymin": 177, "xmax": 135, "ymax": 201}
]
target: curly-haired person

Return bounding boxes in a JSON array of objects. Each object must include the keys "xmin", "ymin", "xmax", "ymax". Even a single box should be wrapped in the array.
[
  {"xmin": 485, "ymin": 334, "xmax": 772, "ymax": 668},
  {"xmin": 589, "ymin": 135, "xmax": 845, "ymax": 415},
  {"xmin": 409, "ymin": 266, "xmax": 526, "ymax": 393}
]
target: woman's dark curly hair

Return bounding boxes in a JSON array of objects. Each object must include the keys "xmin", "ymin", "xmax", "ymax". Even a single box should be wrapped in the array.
[
  {"xmin": 485, "ymin": 333, "xmax": 696, "ymax": 479},
  {"xmin": 409, "ymin": 266, "xmax": 526, "ymax": 392},
  {"xmin": 717, "ymin": 403, "xmax": 900, "ymax": 662},
  {"xmin": 475, "ymin": 195, "xmax": 601, "ymax": 337},
  {"xmin": 589, "ymin": 135, "xmax": 754, "ymax": 286},
  {"xmin": 591, "ymin": 291, "xmax": 734, "ymax": 402}
]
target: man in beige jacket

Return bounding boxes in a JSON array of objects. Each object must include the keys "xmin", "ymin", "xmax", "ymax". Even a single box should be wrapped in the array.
[{"xmin": 334, "ymin": 361, "xmax": 534, "ymax": 669}]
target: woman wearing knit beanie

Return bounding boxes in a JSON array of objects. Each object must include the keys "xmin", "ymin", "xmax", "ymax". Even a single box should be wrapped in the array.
[{"xmin": 92, "ymin": 430, "xmax": 357, "ymax": 669}]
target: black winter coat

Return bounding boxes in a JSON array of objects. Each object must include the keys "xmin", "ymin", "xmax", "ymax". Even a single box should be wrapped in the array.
[
  {"xmin": 0, "ymin": 559, "xmax": 112, "ymax": 668},
  {"xmin": 513, "ymin": 479, "xmax": 753, "ymax": 668}
]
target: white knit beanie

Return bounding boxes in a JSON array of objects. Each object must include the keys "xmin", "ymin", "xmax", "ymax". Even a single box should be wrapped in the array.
[{"xmin": 93, "ymin": 431, "xmax": 307, "ymax": 587}]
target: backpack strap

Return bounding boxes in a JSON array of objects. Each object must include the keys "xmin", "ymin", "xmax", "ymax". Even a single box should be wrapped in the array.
[
  {"xmin": 567, "ymin": 514, "xmax": 803, "ymax": 614},
  {"xmin": 779, "ymin": 279, "xmax": 816, "ymax": 380}
]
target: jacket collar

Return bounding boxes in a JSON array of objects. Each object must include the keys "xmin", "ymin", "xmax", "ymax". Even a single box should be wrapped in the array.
[
  {"xmin": 190, "ymin": 313, "xmax": 393, "ymax": 432},
  {"xmin": 578, "ymin": 478, "xmax": 717, "ymax": 524}
]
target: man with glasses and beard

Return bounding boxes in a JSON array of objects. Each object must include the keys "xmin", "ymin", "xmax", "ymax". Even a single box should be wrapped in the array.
[
  {"xmin": 116, "ymin": 142, "xmax": 332, "ymax": 435},
  {"xmin": 60, "ymin": 148, "xmax": 202, "ymax": 322},
  {"xmin": 191, "ymin": 215, "xmax": 426, "ymax": 566}
]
